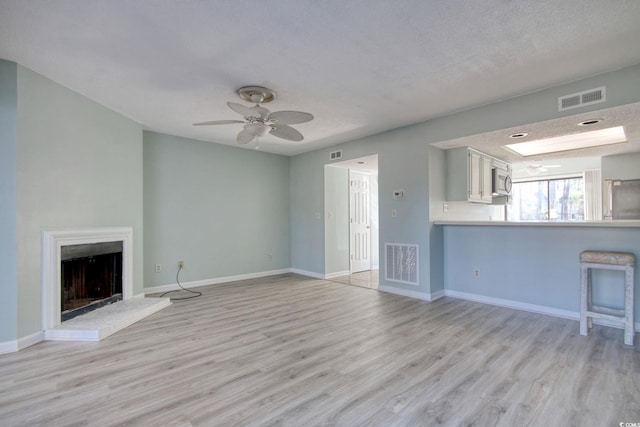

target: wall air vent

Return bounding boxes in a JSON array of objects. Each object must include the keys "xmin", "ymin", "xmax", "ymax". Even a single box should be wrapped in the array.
[
  {"xmin": 558, "ymin": 86, "xmax": 606, "ymax": 111},
  {"xmin": 330, "ymin": 150, "xmax": 343, "ymax": 160},
  {"xmin": 385, "ymin": 243, "xmax": 419, "ymax": 285}
]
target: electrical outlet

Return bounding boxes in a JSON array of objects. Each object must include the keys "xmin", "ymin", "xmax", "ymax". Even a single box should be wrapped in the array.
[
  {"xmin": 473, "ymin": 268, "xmax": 480, "ymax": 278},
  {"xmin": 178, "ymin": 260, "xmax": 184, "ymax": 269},
  {"xmin": 155, "ymin": 264, "xmax": 162, "ymax": 273}
]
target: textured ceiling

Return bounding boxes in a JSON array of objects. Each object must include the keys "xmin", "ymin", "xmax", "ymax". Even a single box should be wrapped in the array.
[
  {"xmin": 432, "ymin": 102, "xmax": 640, "ymax": 163},
  {"xmin": 1, "ymin": 0, "xmax": 640, "ymax": 156}
]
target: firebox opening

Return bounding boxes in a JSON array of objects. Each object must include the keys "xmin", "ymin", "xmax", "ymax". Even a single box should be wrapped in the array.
[{"xmin": 61, "ymin": 241, "xmax": 123, "ymax": 322}]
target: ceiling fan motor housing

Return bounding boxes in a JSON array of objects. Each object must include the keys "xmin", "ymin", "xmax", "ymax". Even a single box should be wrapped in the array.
[{"xmin": 238, "ymin": 86, "xmax": 276, "ymax": 104}]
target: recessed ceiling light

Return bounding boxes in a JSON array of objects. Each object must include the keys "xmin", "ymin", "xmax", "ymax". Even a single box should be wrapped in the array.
[
  {"xmin": 504, "ymin": 126, "xmax": 626, "ymax": 157},
  {"xmin": 578, "ymin": 118, "xmax": 603, "ymax": 126},
  {"xmin": 357, "ymin": 161, "xmax": 365, "ymax": 164},
  {"xmin": 509, "ymin": 132, "xmax": 528, "ymax": 138}
]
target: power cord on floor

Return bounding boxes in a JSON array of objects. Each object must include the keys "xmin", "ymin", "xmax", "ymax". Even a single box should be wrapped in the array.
[{"xmin": 159, "ymin": 265, "xmax": 202, "ymax": 301}]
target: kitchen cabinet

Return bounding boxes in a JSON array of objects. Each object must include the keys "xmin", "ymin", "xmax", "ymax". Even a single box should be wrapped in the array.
[{"xmin": 446, "ymin": 147, "xmax": 494, "ymax": 204}]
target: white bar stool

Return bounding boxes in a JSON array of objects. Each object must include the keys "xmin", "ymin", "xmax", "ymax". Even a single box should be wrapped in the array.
[{"xmin": 580, "ymin": 250, "xmax": 635, "ymax": 345}]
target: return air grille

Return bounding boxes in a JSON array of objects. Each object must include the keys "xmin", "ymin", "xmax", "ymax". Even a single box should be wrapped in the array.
[
  {"xmin": 330, "ymin": 150, "xmax": 343, "ymax": 160},
  {"xmin": 385, "ymin": 243, "xmax": 419, "ymax": 285},
  {"xmin": 558, "ymin": 86, "xmax": 606, "ymax": 111}
]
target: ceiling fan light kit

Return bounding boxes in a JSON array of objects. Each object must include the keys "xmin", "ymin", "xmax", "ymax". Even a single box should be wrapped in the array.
[
  {"xmin": 194, "ymin": 86, "xmax": 313, "ymax": 146},
  {"xmin": 237, "ymin": 86, "xmax": 276, "ymax": 104},
  {"xmin": 244, "ymin": 122, "xmax": 271, "ymax": 137}
]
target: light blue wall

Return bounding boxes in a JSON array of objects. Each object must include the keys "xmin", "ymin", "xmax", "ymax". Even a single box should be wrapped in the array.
[
  {"xmin": 602, "ymin": 152, "xmax": 640, "ymax": 180},
  {"xmin": 0, "ymin": 60, "xmax": 17, "ymax": 343},
  {"xmin": 291, "ymin": 63, "xmax": 640, "ymax": 299},
  {"xmin": 290, "ymin": 149, "xmax": 328, "ymax": 274},
  {"xmin": 370, "ymin": 173, "xmax": 380, "ymax": 268},
  {"xmin": 143, "ymin": 131, "xmax": 291, "ymax": 287},
  {"xmin": 15, "ymin": 65, "xmax": 143, "ymax": 338},
  {"xmin": 428, "ymin": 146, "xmax": 446, "ymax": 293},
  {"xmin": 324, "ymin": 166, "xmax": 349, "ymax": 275},
  {"xmin": 378, "ymin": 130, "xmax": 432, "ymax": 294},
  {"xmin": 443, "ymin": 224, "xmax": 640, "ymax": 321},
  {"xmin": 291, "ymin": 124, "xmax": 434, "ymax": 295},
  {"xmin": 435, "ymin": 74, "xmax": 640, "ymax": 316},
  {"xmin": 423, "ymin": 63, "xmax": 640, "ymax": 144}
]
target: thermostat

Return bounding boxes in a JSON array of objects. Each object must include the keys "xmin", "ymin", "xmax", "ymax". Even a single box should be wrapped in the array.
[{"xmin": 393, "ymin": 190, "xmax": 405, "ymax": 199}]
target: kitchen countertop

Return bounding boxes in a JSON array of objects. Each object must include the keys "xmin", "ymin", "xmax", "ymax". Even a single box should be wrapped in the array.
[{"xmin": 433, "ymin": 220, "xmax": 640, "ymax": 227}]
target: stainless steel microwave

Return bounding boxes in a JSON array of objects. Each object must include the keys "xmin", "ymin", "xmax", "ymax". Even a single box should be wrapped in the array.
[{"xmin": 492, "ymin": 166, "xmax": 512, "ymax": 196}]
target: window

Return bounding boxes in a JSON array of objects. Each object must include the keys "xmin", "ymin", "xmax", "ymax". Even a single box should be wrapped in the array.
[{"xmin": 508, "ymin": 177, "xmax": 584, "ymax": 221}]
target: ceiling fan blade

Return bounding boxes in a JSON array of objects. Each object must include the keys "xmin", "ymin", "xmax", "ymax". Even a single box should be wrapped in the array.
[
  {"xmin": 192, "ymin": 120, "xmax": 244, "ymax": 126},
  {"xmin": 268, "ymin": 111, "xmax": 314, "ymax": 125},
  {"xmin": 236, "ymin": 130, "xmax": 255, "ymax": 144},
  {"xmin": 250, "ymin": 105, "xmax": 271, "ymax": 118},
  {"xmin": 270, "ymin": 124, "xmax": 304, "ymax": 141},
  {"xmin": 227, "ymin": 102, "xmax": 258, "ymax": 119}
]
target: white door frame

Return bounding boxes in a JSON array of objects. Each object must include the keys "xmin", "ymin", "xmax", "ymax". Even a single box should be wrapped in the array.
[{"xmin": 349, "ymin": 170, "xmax": 372, "ymax": 273}]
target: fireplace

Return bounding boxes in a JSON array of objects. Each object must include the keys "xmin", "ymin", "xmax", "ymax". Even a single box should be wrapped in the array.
[
  {"xmin": 61, "ymin": 241, "xmax": 123, "ymax": 321},
  {"xmin": 42, "ymin": 228, "xmax": 133, "ymax": 334}
]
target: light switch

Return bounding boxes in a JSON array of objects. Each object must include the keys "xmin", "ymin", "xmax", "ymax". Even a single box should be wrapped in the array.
[{"xmin": 391, "ymin": 209, "xmax": 397, "ymax": 218}]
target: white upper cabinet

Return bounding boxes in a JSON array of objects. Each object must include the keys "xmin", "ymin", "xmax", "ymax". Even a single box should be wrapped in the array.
[{"xmin": 446, "ymin": 147, "xmax": 501, "ymax": 204}]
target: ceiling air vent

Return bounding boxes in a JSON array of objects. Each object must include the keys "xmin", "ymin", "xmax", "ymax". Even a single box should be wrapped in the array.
[
  {"xmin": 385, "ymin": 243, "xmax": 419, "ymax": 286},
  {"xmin": 558, "ymin": 86, "xmax": 606, "ymax": 112},
  {"xmin": 330, "ymin": 150, "xmax": 343, "ymax": 160}
]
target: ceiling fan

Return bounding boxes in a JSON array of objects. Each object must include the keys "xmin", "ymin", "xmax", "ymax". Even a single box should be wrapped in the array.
[
  {"xmin": 524, "ymin": 162, "xmax": 562, "ymax": 175},
  {"xmin": 193, "ymin": 86, "xmax": 314, "ymax": 146}
]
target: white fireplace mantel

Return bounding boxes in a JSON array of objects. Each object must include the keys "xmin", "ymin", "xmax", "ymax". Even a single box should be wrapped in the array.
[{"xmin": 42, "ymin": 227, "xmax": 134, "ymax": 332}]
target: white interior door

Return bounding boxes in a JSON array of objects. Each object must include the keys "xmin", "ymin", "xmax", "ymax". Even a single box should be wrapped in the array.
[{"xmin": 350, "ymin": 170, "xmax": 371, "ymax": 273}]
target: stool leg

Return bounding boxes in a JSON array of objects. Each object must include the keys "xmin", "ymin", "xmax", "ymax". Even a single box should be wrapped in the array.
[
  {"xmin": 580, "ymin": 264, "xmax": 588, "ymax": 336},
  {"xmin": 624, "ymin": 265, "xmax": 635, "ymax": 346},
  {"xmin": 587, "ymin": 268, "xmax": 593, "ymax": 329}
]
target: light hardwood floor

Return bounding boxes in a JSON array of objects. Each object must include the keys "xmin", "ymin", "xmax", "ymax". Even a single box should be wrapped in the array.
[
  {"xmin": 1, "ymin": 273, "xmax": 638, "ymax": 426},
  {"xmin": 329, "ymin": 270, "xmax": 379, "ymax": 290}
]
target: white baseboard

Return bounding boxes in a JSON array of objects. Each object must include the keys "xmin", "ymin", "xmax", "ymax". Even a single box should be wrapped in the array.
[
  {"xmin": 430, "ymin": 290, "xmax": 445, "ymax": 301},
  {"xmin": 0, "ymin": 330, "xmax": 44, "ymax": 355},
  {"xmin": 324, "ymin": 270, "xmax": 350, "ymax": 279},
  {"xmin": 290, "ymin": 268, "xmax": 325, "ymax": 279},
  {"xmin": 19, "ymin": 330, "xmax": 44, "ymax": 350},
  {"xmin": 378, "ymin": 284, "xmax": 440, "ymax": 302},
  {"xmin": 84, "ymin": 266, "xmax": 350, "ymax": 310},
  {"xmin": 0, "ymin": 339, "xmax": 18, "ymax": 354},
  {"xmin": 444, "ymin": 289, "xmax": 640, "ymax": 332},
  {"xmin": 143, "ymin": 268, "xmax": 293, "ymax": 294},
  {"xmin": 444, "ymin": 289, "xmax": 576, "ymax": 319}
]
